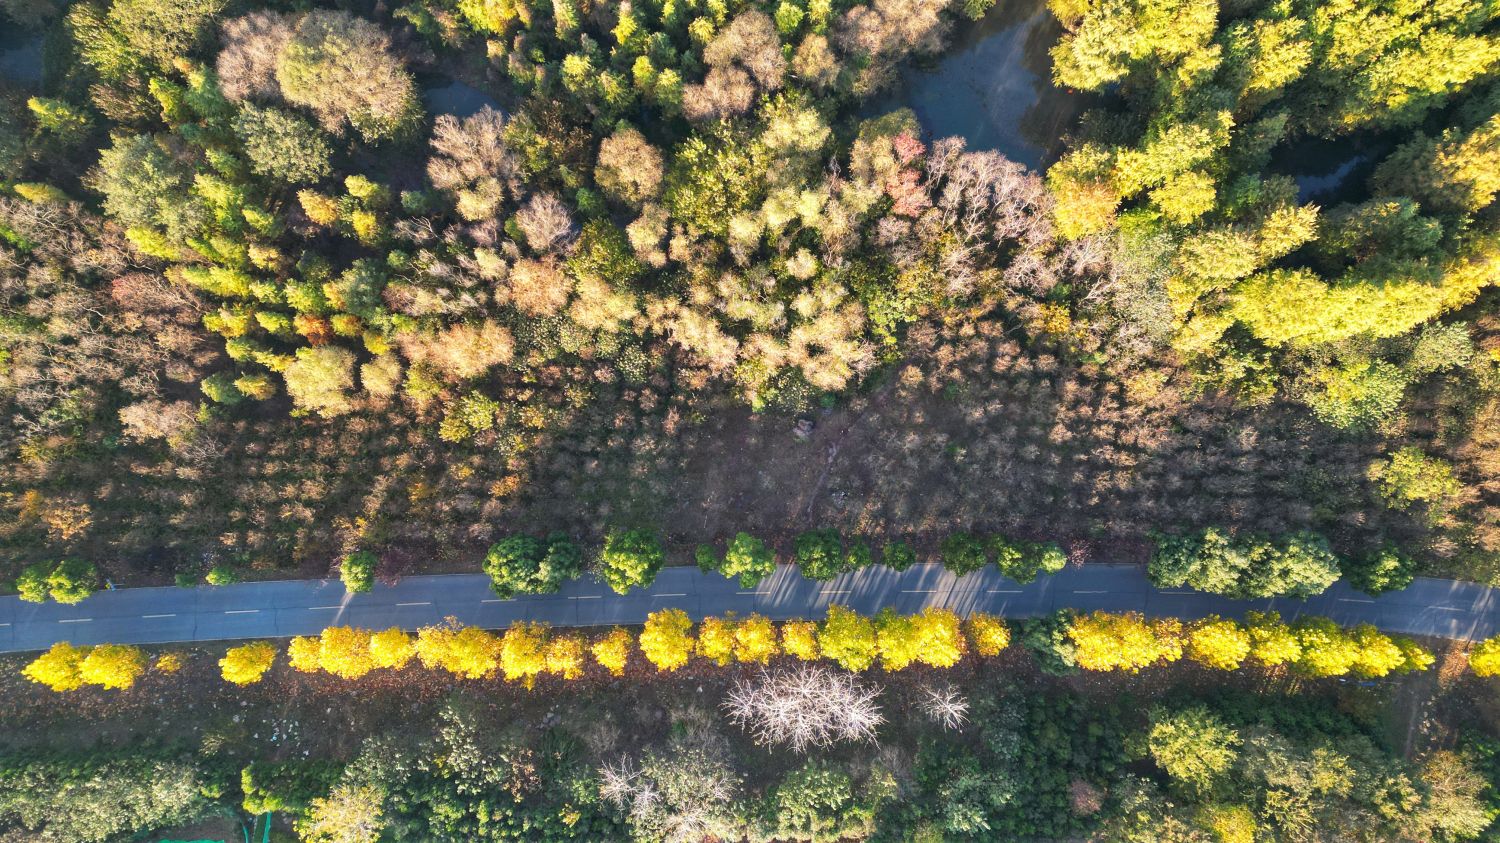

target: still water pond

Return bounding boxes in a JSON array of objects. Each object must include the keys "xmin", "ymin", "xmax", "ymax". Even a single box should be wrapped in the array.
[
  {"xmin": 422, "ymin": 80, "xmax": 504, "ymax": 119},
  {"xmin": 0, "ymin": 30, "xmax": 44, "ymax": 88},
  {"xmin": 874, "ymin": 0, "xmax": 1086, "ymax": 168}
]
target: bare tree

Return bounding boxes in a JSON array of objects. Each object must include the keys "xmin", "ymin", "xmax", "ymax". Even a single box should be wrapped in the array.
[
  {"xmin": 917, "ymin": 684, "xmax": 970, "ymax": 730},
  {"xmin": 217, "ymin": 11, "xmax": 295, "ymax": 102},
  {"xmin": 427, "ymin": 107, "xmax": 522, "ymax": 221},
  {"xmin": 596, "ymin": 127, "xmax": 665, "ymax": 206},
  {"xmin": 684, "ymin": 11, "xmax": 786, "ymax": 121},
  {"xmin": 722, "ymin": 665, "xmax": 884, "ymax": 752},
  {"xmin": 514, "ymin": 193, "xmax": 578, "ymax": 255}
]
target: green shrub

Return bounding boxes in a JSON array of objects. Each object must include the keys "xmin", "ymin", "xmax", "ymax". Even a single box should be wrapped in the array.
[
  {"xmin": 599, "ymin": 528, "xmax": 664, "ymax": 594},
  {"xmin": 45, "ymin": 559, "xmax": 97, "ymax": 604},
  {"xmin": 1344, "ymin": 545, "xmax": 1416, "ymax": 596},
  {"xmin": 205, "ymin": 564, "xmax": 239, "ymax": 586},
  {"xmin": 795, "ymin": 529, "xmax": 846, "ymax": 580},
  {"xmin": 720, "ymin": 532, "xmax": 776, "ymax": 587},
  {"xmin": 485, "ymin": 533, "xmax": 585, "ymax": 597},
  {"xmin": 881, "ymin": 540, "xmax": 918, "ymax": 571},
  {"xmin": 940, "ymin": 532, "xmax": 988, "ymax": 575},
  {"xmin": 340, "ymin": 550, "xmax": 377, "ymax": 593},
  {"xmin": 14, "ymin": 562, "xmax": 51, "ymax": 602}
]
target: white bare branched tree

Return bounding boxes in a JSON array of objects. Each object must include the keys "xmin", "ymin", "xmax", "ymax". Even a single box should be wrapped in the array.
[
  {"xmin": 917, "ymin": 684, "xmax": 970, "ymax": 731},
  {"xmin": 722, "ymin": 665, "xmax": 884, "ymax": 752}
]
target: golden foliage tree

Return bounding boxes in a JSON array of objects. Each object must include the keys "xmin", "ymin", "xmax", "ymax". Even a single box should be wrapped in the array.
[
  {"xmin": 591, "ymin": 627, "xmax": 634, "ymax": 676},
  {"xmin": 912, "ymin": 608, "xmax": 966, "ymax": 668},
  {"xmin": 819, "ymin": 605, "xmax": 877, "ymax": 671},
  {"xmin": 1470, "ymin": 636, "xmax": 1500, "ymax": 676},
  {"xmin": 697, "ymin": 614, "xmax": 738, "ymax": 666},
  {"xmin": 639, "ymin": 608, "xmax": 695, "ymax": 671},
  {"xmin": 22, "ymin": 641, "xmax": 89, "ymax": 691},
  {"xmin": 221, "ymin": 641, "xmax": 277, "ymax": 685},
  {"xmin": 78, "ymin": 643, "xmax": 147, "ymax": 690},
  {"xmin": 318, "ymin": 625, "xmax": 374, "ymax": 679},
  {"xmin": 500, "ymin": 622, "xmax": 550, "ymax": 687},
  {"xmin": 734, "ymin": 613, "xmax": 779, "ymax": 664},
  {"xmin": 1245, "ymin": 611, "xmax": 1302, "ymax": 666},
  {"xmin": 369, "ymin": 627, "xmax": 415, "ymax": 669},
  {"xmin": 1186, "ymin": 616, "xmax": 1251, "ymax": 670},
  {"xmin": 782, "ymin": 619, "xmax": 821, "ymax": 660},
  {"xmin": 1068, "ymin": 611, "xmax": 1183, "ymax": 672},
  {"xmin": 545, "ymin": 634, "xmax": 586, "ymax": 679},
  {"xmin": 1291, "ymin": 617, "xmax": 1359, "ymax": 677},
  {"xmin": 965, "ymin": 613, "xmax": 1011, "ymax": 656},
  {"xmin": 415, "ymin": 622, "xmax": 500, "ymax": 679},
  {"xmin": 288, "ymin": 635, "xmax": 322, "ymax": 672},
  {"xmin": 874, "ymin": 609, "xmax": 920, "ymax": 671}
]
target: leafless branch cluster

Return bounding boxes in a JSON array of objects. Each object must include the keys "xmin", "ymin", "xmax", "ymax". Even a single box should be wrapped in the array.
[
  {"xmin": 427, "ymin": 107, "xmax": 522, "ymax": 222},
  {"xmin": 722, "ymin": 665, "xmax": 884, "ymax": 752},
  {"xmin": 917, "ymin": 684, "xmax": 970, "ymax": 730}
]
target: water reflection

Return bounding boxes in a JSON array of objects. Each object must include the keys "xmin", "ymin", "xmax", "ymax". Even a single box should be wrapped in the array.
[
  {"xmin": 422, "ymin": 80, "xmax": 503, "ymax": 119},
  {"xmin": 0, "ymin": 31, "xmax": 44, "ymax": 88},
  {"xmin": 1272, "ymin": 135, "xmax": 1391, "ymax": 205},
  {"xmin": 874, "ymin": 0, "xmax": 1086, "ymax": 168}
]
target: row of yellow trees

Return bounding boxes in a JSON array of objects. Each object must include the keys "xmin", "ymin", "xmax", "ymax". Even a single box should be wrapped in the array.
[{"xmin": 21, "ymin": 608, "xmax": 1499, "ymax": 692}]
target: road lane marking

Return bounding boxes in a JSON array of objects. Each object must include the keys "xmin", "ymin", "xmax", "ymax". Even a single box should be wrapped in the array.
[
  {"xmin": 987, "ymin": 589, "xmax": 1022, "ymax": 593},
  {"xmin": 1160, "ymin": 591, "xmax": 1192, "ymax": 595},
  {"xmin": 653, "ymin": 593, "xmax": 687, "ymax": 598},
  {"xmin": 224, "ymin": 609, "xmax": 259, "ymax": 615},
  {"xmin": 569, "ymin": 595, "xmax": 603, "ymax": 600},
  {"xmin": 821, "ymin": 589, "xmax": 850, "ymax": 594},
  {"xmin": 1430, "ymin": 606, "xmax": 1465, "ymax": 612},
  {"xmin": 308, "ymin": 606, "xmax": 341, "ymax": 610},
  {"xmin": 58, "ymin": 618, "xmax": 91, "ymax": 623},
  {"xmin": 1337, "ymin": 598, "xmax": 1376, "ymax": 604},
  {"xmin": 481, "ymin": 598, "xmax": 507, "ymax": 603},
  {"xmin": 901, "ymin": 589, "xmax": 937, "ymax": 593},
  {"xmin": 0, "ymin": 622, "xmax": 10, "ymax": 627},
  {"xmin": 142, "ymin": 613, "xmax": 175, "ymax": 619},
  {"xmin": 396, "ymin": 601, "xmax": 431, "ymax": 607},
  {"xmin": 737, "ymin": 591, "xmax": 770, "ymax": 595},
  {"xmin": 1073, "ymin": 590, "xmax": 1107, "ymax": 594}
]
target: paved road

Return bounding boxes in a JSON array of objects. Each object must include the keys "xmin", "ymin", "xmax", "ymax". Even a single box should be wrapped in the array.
[{"xmin": 0, "ymin": 564, "xmax": 1496, "ymax": 653}]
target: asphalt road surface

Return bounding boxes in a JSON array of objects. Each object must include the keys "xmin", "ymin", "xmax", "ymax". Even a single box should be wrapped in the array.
[{"xmin": 1, "ymin": 563, "xmax": 1495, "ymax": 653}]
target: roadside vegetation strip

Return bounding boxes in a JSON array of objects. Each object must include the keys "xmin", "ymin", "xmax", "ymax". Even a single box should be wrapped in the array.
[{"xmin": 23, "ymin": 605, "xmax": 1486, "ymax": 694}]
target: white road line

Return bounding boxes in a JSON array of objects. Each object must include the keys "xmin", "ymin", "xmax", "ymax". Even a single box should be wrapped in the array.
[
  {"xmin": 1337, "ymin": 598, "xmax": 1376, "ymax": 604},
  {"xmin": 821, "ymin": 589, "xmax": 850, "ymax": 594},
  {"xmin": 142, "ymin": 613, "xmax": 176, "ymax": 619},
  {"xmin": 396, "ymin": 601, "xmax": 431, "ymax": 607},
  {"xmin": 0, "ymin": 622, "xmax": 10, "ymax": 627},
  {"xmin": 58, "ymin": 618, "xmax": 91, "ymax": 623},
  {"xmin": 987, "ymin": 589, "xmax": 1022, "ymax": 593},
  {"xmin": 1159, "ymin": 591, "xmax": 1193, "ymax": 595},
  {"xmin": 307, "ymin": 606, "xmax": 341, "ymax": 610},
  {"xmin": 653, "ymin": 593, "xmax": 688, "ymax": 598},
  {"xmin": 737, "ymin": 591, "xmax": 770, "ymax": 595},
  {"xmin": 1073, "ymin": 590, "xmax": 1107, "ymax": 594},
  {"xmin": 569, "ymin": 595, "xmax": 603, "ymax": 600},
  {"xmin": 901, "ymin": 589, "xmax": 937, "ymax": 593},
  {"xmin": 480, "ymin": 598, "xmax": 507, "ymax": 603},
  {"xmin": 224, "ymin": 609, "xmax": 259, "ymax": 615},
  {"xmin": 1430, "ymin": 606, "xmax": 1465, "ymax": 612}
]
